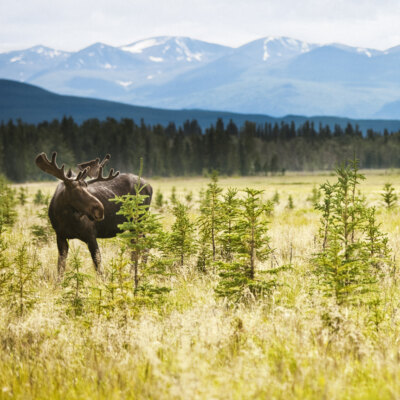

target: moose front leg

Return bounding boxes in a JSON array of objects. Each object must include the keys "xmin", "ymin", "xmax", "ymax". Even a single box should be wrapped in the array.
[
  {"xmin": 88, "ymin": 239, "xmax": 103, "ymax": 275},
  {"xmin": 56, "ymin": 236, "xmax": 69, "ymax": 278}
]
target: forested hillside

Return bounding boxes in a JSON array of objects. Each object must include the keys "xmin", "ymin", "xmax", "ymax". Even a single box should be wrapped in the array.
[{"xmin": 1, "ymin": 116, "xmax": 400, "ymax": 181}]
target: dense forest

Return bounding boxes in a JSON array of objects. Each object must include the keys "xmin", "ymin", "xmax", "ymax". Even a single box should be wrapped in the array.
[{"xmin": 1, "ymin": 116, "xmax": 400, "ymax": 181}]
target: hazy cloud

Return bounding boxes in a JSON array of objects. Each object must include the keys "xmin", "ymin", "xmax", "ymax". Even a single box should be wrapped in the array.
[{"xmin": 0, "ymin": 0, "xmax": 399, "ymax": 52}]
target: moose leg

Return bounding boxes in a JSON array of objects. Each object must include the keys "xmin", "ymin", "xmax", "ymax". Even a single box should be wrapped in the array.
[
  {"xmin": 56, "ymin": 236, "xmax": 69, "ymax": 278},
  {"xmin": 88, "ymin": 239, "xmax": 103, "ymax": 275}
]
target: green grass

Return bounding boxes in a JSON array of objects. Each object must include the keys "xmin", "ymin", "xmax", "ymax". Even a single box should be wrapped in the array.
[{"xmin": 2, "ymin": 171, "xmax": 400, "ymax": 399}]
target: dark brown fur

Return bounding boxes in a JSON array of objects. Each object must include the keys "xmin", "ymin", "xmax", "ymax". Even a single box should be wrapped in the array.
[{"xmin": 35, "ymin": 153, "xmax": 152, "ymax": 276}]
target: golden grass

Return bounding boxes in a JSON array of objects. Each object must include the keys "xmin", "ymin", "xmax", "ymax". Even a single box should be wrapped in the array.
[{"xmin": 1, "ymin": 171, "xmax": 400, "ymax": 399}]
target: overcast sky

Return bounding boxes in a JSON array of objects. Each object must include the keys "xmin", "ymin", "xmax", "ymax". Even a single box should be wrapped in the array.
[{"xmin": 1, "ymin": 0, "xmax": 399, "ymax": 52}]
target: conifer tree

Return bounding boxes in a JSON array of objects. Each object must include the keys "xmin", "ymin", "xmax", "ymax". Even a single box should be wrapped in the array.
[
  {"xmin": 103, "ymin": 250, "xmax": 134, "ymax": 320},
  {"xmin": 307, "ymin": 185, "xmax": 321, "ymax": 206},
  {"xmin": 197, "ymin": 171, "xmax": 223, "ymax": 264},
  {"xmin": 33, "ymin": 189, "xmax": 49, "ymax": 206},
  {"xmin": 18, "ymin": 187, "xmax": 28, "ymax": 206},
  {"xmin": 167, "ymin": 200, "xmax": 196, "ymax": 266},
  {"xmin": 62, "ymin": 247, "xmax": 91, "ymax": 317},
  {"xmin": 381, "ymin": 183, "xmax": 397, "ymax": 209},
  {"xmin": 154, "ymin": 188, "xmax": 164, "ymax": 210},
  {"xmin": 272, "ymin": 190, "xmax": 280, "ymax": 205},
  {"xmin": 219, "ymin": 188, "xmax": 240, "ymax": 261},
  {"xmin": 313, "ymin": 160, "xmax": 390, "ymax": 305},
  {"xmin": 216, "ymin": 189, "xmax": 280, "ymax": 302},
  {"xmin": 0, "ymin": 176, "xmax": 17, "ymax": 228},
  {"xmin": 111, "ymin": 160, "xmax": 170, "ymax": 307},
  {"xmin": 7, "ymin": 242, "xmax": 40, "ymax": 316},
  {"xmin": 286, "ymin": 195, "xmax": 294, "ymax": 210},
  {"xmin": 31, "ymin": 206, "xmax": 54, "ymax": 245},
  {"xmin": 170, "ymin": 186, "xmax": 177, "ymax": 205},
  {"xmin": 0, "ymin": 227, "xmax": 10, "ymax": 299}
]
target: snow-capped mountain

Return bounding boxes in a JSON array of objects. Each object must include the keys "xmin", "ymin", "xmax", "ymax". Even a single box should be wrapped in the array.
[
  {"xmin": 120, "ymin": 36, "xmax": 232, "ymax": 64},
  {"xmin": 0, "ymin": 36, "xmax": 399, "ymax": 119},
  {"xmin": 0, "ymin": 45, "xmax": 69, "ymax": 81},
  {"xmin": 58, "ymin": 43, "xmax": 140, "ymax": 70}
]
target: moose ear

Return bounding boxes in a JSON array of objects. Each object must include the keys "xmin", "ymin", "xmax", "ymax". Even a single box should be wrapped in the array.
[{"xmin": 66, "ymin": 168, "xmax": 73, "ymax": 178}]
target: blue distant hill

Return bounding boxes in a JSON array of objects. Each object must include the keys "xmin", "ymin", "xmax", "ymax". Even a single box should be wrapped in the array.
[
  {"xmin": 1, "ymin": 79, "xmax": 400, "ymax": 134},
  {"xmin": 2, "ymin": 36, "xmax": 400, "ymax": 119}
]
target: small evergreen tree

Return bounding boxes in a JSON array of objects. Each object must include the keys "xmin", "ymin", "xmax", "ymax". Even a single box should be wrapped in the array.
[
  {"xmin": 0, "ymin": 176, "xmax": 17, "ymax": 228},
  {"xmin": 18, "ymin": 187, "xmax": 28, "ymax": 206},
  {"xmin": 31, "ymin": 206, "xmax": 54, "ymax": 245},
  {"xmin": 216, "ymin": 189, "xmax": 280, "ymax": 302},
  {"xmin": 307, "ymin": 185, "xmax": 321, "ymax": 206},
  {"xmin": 154, "ymin": 188, "xmax": 164, "ymax": 210},
  {"xmin": 7, "ymin": 242, "xmax": 40, "ymax": 316},
  {"xmin": 170, "ymin": 186, "xmax": 177, "ymax": 205},
  {"xmin": 0, "ymin": 227, "xmax": 10, "ymax": 299},
  {"xmin": 272, "ymin": 190, "xmax": 280, "ymax": 205},
  {"xmin": 103, "ymin": 250, "xmax": 134, "ymax": 320},
  {"xmin": 286, "ymin": 195, "xmax": 294, "ymax": 210},
  {"xmin": 111, "ymin": 160, "xmax": 170, "ymax": 308},
  {"xmin": 167, "ymin": 200, "xmax": 196, "ymax": 266},
  {"xmin": 33, "ymin": 189, "xmax": 49, "ymax": 206},
  {"xmin": 62, "ymin": 247, "xmax": 91, "ymax": 317},
  {"xmin": 313, "ymin": 160, "xmax": 390, "ymax": 305},
  {"xmin": 219, "ymin": 188, "xmax": 240, "ymax": 261},
  {"xmin": 185, "ymin": 190, "xmax": 193, "ymax": 205},
  {"xmin": 381, "ymin": 183, "xmax": 397, "ymax": 209},
  {"xmin": 197, "ymin": 171, "xmax": 223, "ymax": 266}
]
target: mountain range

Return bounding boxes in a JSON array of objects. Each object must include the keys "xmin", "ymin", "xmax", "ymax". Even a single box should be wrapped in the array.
[{"xmin": 0, "ymin": 36, "xmax": 399, "ymax": 119}]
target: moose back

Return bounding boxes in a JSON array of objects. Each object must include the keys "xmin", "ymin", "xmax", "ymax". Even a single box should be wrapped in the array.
[{"xmin": 35, "ymin": 152, "xmax": 153, "ymax": 276}]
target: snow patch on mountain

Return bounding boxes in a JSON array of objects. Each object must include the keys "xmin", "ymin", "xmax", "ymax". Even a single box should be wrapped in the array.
[
  {"xmin": 174, "ymin": 38, "xmax": 203, "ymax": 62},
  {"xmin": 261, "ymin": 36, "xmax": 314, "ymax": 62},
  {"xmin": 116, "ymin": 80, "xmax": 132, "ymax": 87},
  {"xmin": 10, "ymin": 56, "xmax": 24, "ymax": 63},
  {"xmin": 122, "ymin": 38, "xmax": 167, "ymax": 54},
  {"xmin": 149, "ymin": 56, "xmax": 163, "ymax": 62},
  {"xmin": 356, "ymin": 48, "xmax": 372, "ymax": 57}
]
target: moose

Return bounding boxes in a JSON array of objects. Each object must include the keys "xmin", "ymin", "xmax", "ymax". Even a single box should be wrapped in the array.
[{"xmin": 35, "ymin": 152, "xmax": 153, "ymax": 276}]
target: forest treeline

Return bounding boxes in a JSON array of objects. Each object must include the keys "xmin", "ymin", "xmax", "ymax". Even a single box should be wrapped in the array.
[{"xmin": 1, "ymin": 116, "xmax": 400, "ymax": 181}]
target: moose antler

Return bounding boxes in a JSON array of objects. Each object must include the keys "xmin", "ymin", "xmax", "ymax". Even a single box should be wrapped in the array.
[
  {"xmin": 35, "ymin": 152, "xmax": 88, "ymax": 182},
  {"xmin": 88, "ymin": 165, "xmax": 119, "ymax": 184},
  {"xmin": 78, "ymin": 154, "xmax": 111, "ymax": 178}
]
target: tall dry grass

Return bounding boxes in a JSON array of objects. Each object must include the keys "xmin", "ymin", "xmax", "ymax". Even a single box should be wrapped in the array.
[{"xmin": 1, "ymin": 172, "xmax": 400, "ymax": 399}]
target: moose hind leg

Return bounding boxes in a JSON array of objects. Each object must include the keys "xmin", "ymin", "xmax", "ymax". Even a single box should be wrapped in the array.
[
  {"xmin": 88, "ymin": 239, "xmax": 103, "ymax": 275},
  {"xmin": 57, "ymin": 236, "xmax": 69, "ymax": 278}
]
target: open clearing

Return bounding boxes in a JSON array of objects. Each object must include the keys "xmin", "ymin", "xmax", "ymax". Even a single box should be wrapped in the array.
[{"xmin": 2, "ymin": 170, "xmax": 400, "ymax": 399}]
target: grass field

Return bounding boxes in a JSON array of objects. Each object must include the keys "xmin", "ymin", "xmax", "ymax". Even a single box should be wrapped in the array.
[{"xmin": 2, "ymin": 170, "xmax": 400, "ymax": 399}]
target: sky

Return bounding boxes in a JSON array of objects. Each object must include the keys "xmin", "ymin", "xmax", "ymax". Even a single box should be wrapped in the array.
[{"xmin": 1, "ymin": 0, "xmax": 399, "ymax": 53}]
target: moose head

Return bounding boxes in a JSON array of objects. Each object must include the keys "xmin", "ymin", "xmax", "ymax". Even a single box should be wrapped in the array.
[{"xmin": 35, "ymin": 152, "xmax": 119, "ymax": 222}]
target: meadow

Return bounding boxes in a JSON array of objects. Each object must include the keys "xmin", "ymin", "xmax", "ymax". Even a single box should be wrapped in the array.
[{"xmin": 1, "ymin": 170, "xmax": 400, "ymax": 399}]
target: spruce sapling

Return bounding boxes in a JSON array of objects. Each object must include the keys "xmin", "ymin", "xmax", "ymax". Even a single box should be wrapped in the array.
[
  {"xmin": 219, "ymin": 188, "xmax": 240, "ymax": 261},
  {"xmin": 62, "ymin": 247, "xmax": 91, "ymax": 317},
  {"xmin": 272, "ymin": 190, "xmax": 280, "ymax": 205},
  {"xmin": 286, "ymin": 195, "xmax": 294, "ymax": 210},
  {"xmin": 167, "ymin": 200, "xmax": 196, "ymax": 266},
  {"xmin": 381, "ymin": 183, "xmax": 397, "ymax": 210},
  {"xmin": 154, "ymin": 188, "xmax": 164, "ymax": 210},
  {"xmin": 197, "ymin": 170, "xmax": 223, "ymax": 263},
  {"xmin": 216, "ymin": 188, "xmax": 280, "ymax": 302},
  {"xmin": 18, "ymin": 187, "xmax": 28, "ymax": 206},
  {"xmin": 111, "ymin": 159, "xmax": 170, "ymax": 307},
  {"xmin": 313, "ymin": 160, "xmax": 390, "ymax": 305},
  {"xmin": 7, "ymin": 242, "xmax": 40, "ymax": 316}
]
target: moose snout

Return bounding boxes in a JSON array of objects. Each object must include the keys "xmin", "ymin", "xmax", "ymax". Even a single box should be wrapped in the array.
[{"xmin": 91, "ymin": 204, "xmax": 104, "ymax": 221}]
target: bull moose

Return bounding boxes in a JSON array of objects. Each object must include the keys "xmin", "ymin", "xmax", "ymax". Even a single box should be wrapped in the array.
[{"xmin": 35, "ymin": 152, "xmax": 153, "ymax": 276}]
